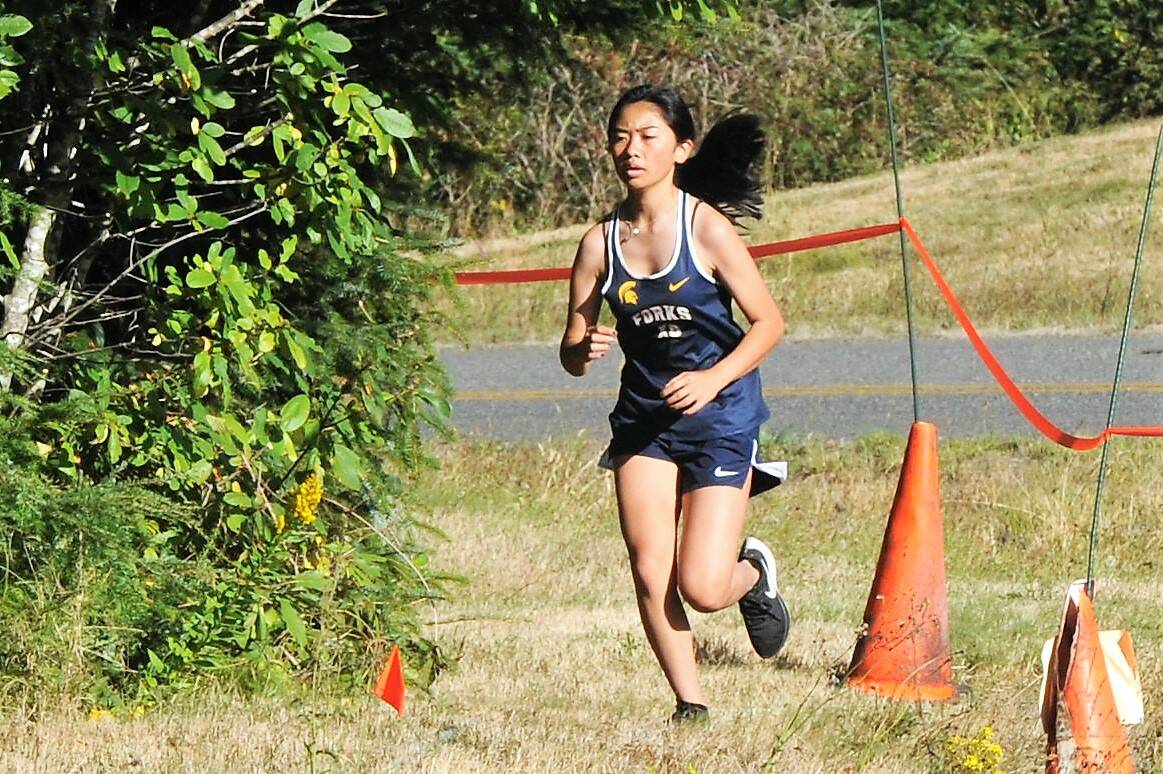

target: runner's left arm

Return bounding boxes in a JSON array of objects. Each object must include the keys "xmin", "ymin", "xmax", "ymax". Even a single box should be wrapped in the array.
[{"xmin": 661, "ymin": 206, "xmax": 784, "ymax": 414}]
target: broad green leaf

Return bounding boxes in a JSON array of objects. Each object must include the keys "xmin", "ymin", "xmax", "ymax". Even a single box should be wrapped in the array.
[
  {"xmin": 280, "ymin": 394, "xmax": 310, "ymax": 432},
  {"xmin": 203, "ymin": 90, "xmax": 235, "ymax": 109},
  {"xmin": 188, "ymin": 459, "xmax": 213, "ymax": 482},
  {"xmin": 0, "ymin": 15, "xmax": 33, "ymax": 37},
  {"xmin": 200, "ymin": 121, "xmax": 226, "ymax": 138},
  {"xmin": 372, "ymin": 107, "xmax": 414, "ymax": 139},
  {"xmin": 169, "ymin": 43, "xmax": 200, "ymax": 90},
  {"xmin": 287, "ymin": 336, "xmax": 307, "ymax": 368},
  {"xmin": 251, "ymin": 408, "xmax": 268, "ymax": 443},
  {"xmin": 191, "ymin": 156, "xmax": 214, "ymax": 182},
  {"xmin": 280, "ymin": 236, "xmax": 298, "ymax": 261},
  {"xmin": 198, "ymin": 132, "xmax": 227, "ymax": 165},
  {"xmin": 114, "ymin": 170, "xmax": 140, "ymax": 196},
  {"xmin": 303, "ymin": 24, "xmax": 352, "ymax": 53},
  {"xmin": 176, "ymin": 189, "xmax": 198, "ymax": 214},
  {"xmin": 224, "ymin": 491, "xmax": 252, "ymax": 508},
  {"xmin": 296, "ymin": 571, "xmax": 330, "ymax": 591},
  {"xmin": 331, "ymin": 444, "xmax": 362, "ymax": 489},
  {"xmin": 192, "ymin": 351, "xmax": 213, "ymax": 396},
  {"xmin": 268, "ymin": 14, "xmax": 289, "ymax": 38},
  {"xmin": 196, "ymin": 211, "xmax": 230, "ymax": 230},
  {"xmin": 0, "ymin": 71, "xmax": 18, "ymax": 100},
  {"xmin": 225, "ymin": 513, "xmax": 245, "ymax": 532},
  {"xmin": 224, "ymin": 413, "xmax": 250, "ymax": 444},
  {"xmin": 279, "ymin": 599, "xmax": 309, "ymax": 647},
  {"xmin": 107, "ymin": 430, "xmax": 122, "ymax": 463},
  {"xmin": 186, "ymin": 268, "xmax": 216, "ymax": 288}
]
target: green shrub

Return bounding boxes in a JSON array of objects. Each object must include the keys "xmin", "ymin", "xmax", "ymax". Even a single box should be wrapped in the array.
[
  {"xmin": 0, "ymin": 396, "xmax": 452, "ymax": 707},
  {"xmin": 432, "ymin": 0, "xmax": 1161, "ymax": 236}
]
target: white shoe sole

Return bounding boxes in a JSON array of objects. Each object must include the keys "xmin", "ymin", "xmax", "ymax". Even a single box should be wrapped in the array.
[{"xmin": 742, "ymin": 536, "xmax": 779, "ymax": 599}]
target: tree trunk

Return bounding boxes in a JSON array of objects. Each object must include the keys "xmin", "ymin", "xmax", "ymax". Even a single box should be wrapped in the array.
[
  {"xmin": 0, "ymin": 206, "xmax": 55, "ymax": 390},
  {"xmin": 0, "ymin": 0, "xmax": 113, "ymax": 391}
]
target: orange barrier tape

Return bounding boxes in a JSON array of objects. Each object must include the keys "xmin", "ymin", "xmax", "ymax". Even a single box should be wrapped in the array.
[
  {"xmin": 900, "ymin": 216, "xmax": 1163, "ymax": 450},
  {"xmin": 452, "ymin": 222, "xmax": 902, "ymax": 285},
  {"xmin": 455, "ymin": 215, "xmax": 1162, "ymax": 449}
]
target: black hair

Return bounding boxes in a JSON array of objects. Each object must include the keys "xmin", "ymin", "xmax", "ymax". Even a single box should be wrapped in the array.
[{"xmin": 607, "ymin": 84, "xmax": 765, "ymax": 222}]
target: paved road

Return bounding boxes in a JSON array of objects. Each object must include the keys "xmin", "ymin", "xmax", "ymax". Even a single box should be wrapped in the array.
[{"xmin": 441, "ymin": 333, "xmax": 1163, "ymax": 441}]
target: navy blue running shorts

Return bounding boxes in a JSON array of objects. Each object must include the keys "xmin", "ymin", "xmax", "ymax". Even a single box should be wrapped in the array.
[{"xmin": 599, "ymin": 427, "xmax": 786, "ymax": 497}]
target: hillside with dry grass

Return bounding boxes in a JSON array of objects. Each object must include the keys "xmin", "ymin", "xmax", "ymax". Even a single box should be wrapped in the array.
[{"xmin": 446, "ymin": 119, "xmax": 1163, "ymax": 344}]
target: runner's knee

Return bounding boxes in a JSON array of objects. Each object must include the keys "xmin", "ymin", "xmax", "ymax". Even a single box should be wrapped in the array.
[
  {"xmin": 627, "ymin": 548, "xmax": 675, "ymax": 601},
  {"xmin": 677, "ymin": 570, "xmax": 733, "ymax": 613}
]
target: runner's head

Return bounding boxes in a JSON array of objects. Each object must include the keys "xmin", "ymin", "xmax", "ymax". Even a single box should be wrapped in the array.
[
  {"xmin": 606, "ymin": 85, "xmax": 695, "ymax": 193},
  {"xmin": 607, "ymin": 84, "xmax": 765, "ymax": 222}
]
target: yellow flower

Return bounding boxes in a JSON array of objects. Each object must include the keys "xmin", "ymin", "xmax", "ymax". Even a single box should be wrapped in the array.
[
  {"xmin": 88, "ymin": 708, "xmax": 113, "ymax": 721},
  {"xmin": 945, "ymin": 725, "xmax": 1004, "ymax": 774},
  {"xmin": 293, "ymin": 470, "xmax": 324, "ymax": 525}
]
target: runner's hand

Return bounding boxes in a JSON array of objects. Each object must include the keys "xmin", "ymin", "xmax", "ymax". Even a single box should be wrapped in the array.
[
  {"xmin": 661, "ymin": 369, "xmax": 726, "ymax": 415},
  {"xmin": 585, "ymin": 325, "xmax": 617, "ymax": 363}
]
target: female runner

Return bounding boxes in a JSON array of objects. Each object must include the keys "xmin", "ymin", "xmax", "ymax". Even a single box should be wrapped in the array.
[{"xmin": 559, "ymin": 84, "xmax": 791, "ymax": 723}]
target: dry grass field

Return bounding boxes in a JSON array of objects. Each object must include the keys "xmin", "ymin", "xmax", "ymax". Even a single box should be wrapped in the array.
[
  {"xmin": 5, "ymin": 435, "xmax": 1161, "ymax": 772},
  {"xmin": 445, "ymin": 119, "xmax": 1163, "ymax": 344}
]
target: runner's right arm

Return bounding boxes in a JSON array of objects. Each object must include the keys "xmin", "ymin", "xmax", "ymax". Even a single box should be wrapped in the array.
[{"xmin": 560, "ymin": 224, "xmax": 617, "ymax": 377}]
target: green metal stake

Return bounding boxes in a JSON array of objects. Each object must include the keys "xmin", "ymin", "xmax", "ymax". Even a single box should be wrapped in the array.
[
  {"xmin": 1085, "ymin": 124, "xmax": 1163, "ymax": 599},
  {"xmin": 875, "ymin": 0, "xmax": 920, "ymax": 423}
]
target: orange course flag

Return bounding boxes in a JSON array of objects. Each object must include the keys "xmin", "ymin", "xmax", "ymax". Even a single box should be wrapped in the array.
[{"xmin": 373, "ymin": 645, "xmax": 406, "ymax": 715}]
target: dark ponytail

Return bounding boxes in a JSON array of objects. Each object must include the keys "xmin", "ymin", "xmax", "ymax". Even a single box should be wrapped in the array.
[
  {"xmin": 677, "ymin": 112, "xmax": 765, "ymax": 222},
  {"xmin": 607, "ymin": 85, "xmax": 766, "ymax": 222}
]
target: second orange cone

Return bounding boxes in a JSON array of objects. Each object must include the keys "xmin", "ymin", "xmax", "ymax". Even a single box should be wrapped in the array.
[
  {"xmin": 846, "ymin": 421, "xmax": 956, "ymax": 701},
  {"xmin": 1041, "ymin": 582, "xmax": 1134, "ymax": 772}
]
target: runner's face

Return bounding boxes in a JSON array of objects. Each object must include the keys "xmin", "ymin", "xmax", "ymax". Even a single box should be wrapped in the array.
[{"xmin": 608, "ymin": 102, "xmax": 692, "ymax": 191}]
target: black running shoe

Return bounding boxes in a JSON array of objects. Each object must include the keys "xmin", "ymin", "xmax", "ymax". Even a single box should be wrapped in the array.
[
  {"xmin": 669, "ymin": 700, "xmax": 709, "ymax": 724},
  {"xmin": 738, "ymin": 536, "xmax": 791, "ymax": 659}
]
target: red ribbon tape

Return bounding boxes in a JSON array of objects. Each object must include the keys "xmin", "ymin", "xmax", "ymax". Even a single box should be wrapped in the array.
[
  {"xmin": 900, "ymin": 216, "xmax": 1162, "ymax": 449},
  {"xmin": 452, "ymin": 222, "xmax": 902, "ymax": 285},
  {"xmin": 453, "ymin": 216, "xmax": 1161, "ymax": 449}
]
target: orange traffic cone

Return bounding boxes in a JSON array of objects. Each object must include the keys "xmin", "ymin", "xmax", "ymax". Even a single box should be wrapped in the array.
[
  {"xmin": 1041, "ymin": 582, "xmax": 1133, "ymax": 773},
  {"xmin": 373, "ymin": 645, "xmax": 406, "ymax": 716},
  {"xmin": 846, "ymin": 421, "xmax": 956, "ymax": 701}
]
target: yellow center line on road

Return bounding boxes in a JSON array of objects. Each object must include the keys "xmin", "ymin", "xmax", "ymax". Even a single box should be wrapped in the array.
[{"xmin": 456, "ymin": 381, "xmax": 1163, "ymax": 401}]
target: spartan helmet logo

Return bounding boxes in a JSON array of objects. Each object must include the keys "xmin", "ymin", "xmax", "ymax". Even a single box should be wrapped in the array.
[{"xmin": 617, "ymin": 280, "xmax": 639, "ymax": 305}]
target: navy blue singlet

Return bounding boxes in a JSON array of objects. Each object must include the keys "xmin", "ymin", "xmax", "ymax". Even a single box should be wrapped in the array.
[{"xmin": 601, "ymin": 191, "xmax": 769, "ymax": 440}]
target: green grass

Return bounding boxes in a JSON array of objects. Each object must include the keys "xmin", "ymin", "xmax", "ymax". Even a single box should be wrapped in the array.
[{"xmin": 442, "ymin": 119, "xmax": 1163, "ymax": 344}]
